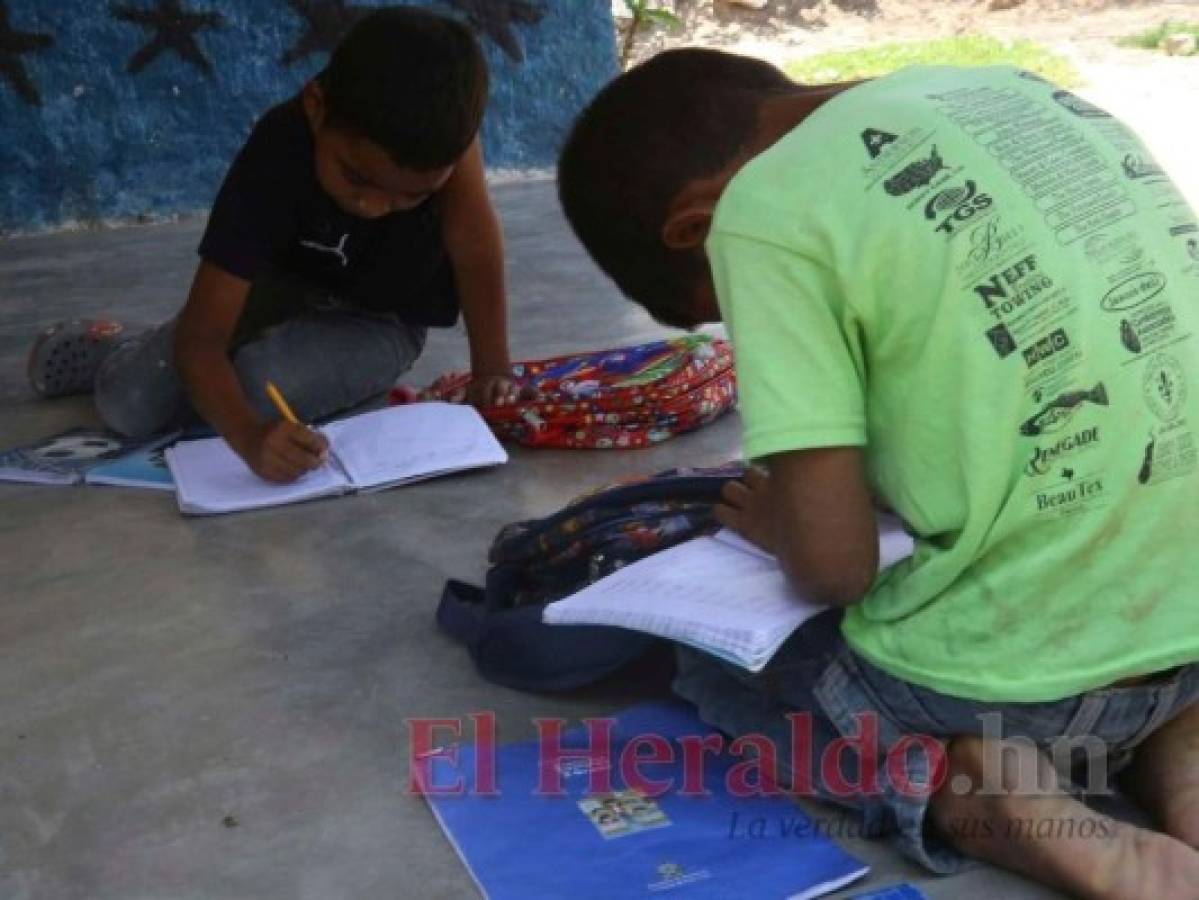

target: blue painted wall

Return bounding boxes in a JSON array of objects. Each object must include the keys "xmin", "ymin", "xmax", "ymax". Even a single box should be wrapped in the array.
[{"xmin": 0, "ymin": 0, "xmax": 616, "ymax": 233}]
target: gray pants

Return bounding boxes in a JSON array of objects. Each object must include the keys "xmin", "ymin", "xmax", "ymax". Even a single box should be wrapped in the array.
[{"xmin": 95, "ymin": 303, "xmax": 427, "ymax": 439}]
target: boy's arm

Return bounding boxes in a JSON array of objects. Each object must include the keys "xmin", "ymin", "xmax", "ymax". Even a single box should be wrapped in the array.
[
  {"xmin": 175, "ymin": 261, "xmax": 327, "ymax": 483},
  {"xmin": 706, "ymin": 230, "xmax": 878, "ymax": 606},
  {"xmin": 717, "ymin": 447, "xmax": 879, "ymax": 607},
  {"xmin": 439, "ymin": 136, "xmax": 516, "ymax": 406}
]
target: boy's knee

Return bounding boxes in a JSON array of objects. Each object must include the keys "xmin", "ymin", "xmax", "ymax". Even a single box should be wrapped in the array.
[
  {"xmin": 229, "ymin": 344, "xmax": 274, "ymax": 409},
  {"xmin": 933, "ymin": 737, "xmax": 1010, "ymax": 846},
  {"xmin": 232, "ymin": 320, "xmax": 424, "ymax": 421},
  {"xmin": 944, "ymin": 735, "xmax": 988, "ymax": 782},
  {"xmin": 939, "ymin": 735, "xmax": 1058, "ymax": 802},
  {"xmin": 353, "ymin": 321, "xmax": 426, "ymax": 391},
  {"xmin": 232, "ymin": 353, "xmax": 308, "ymax": 424}
]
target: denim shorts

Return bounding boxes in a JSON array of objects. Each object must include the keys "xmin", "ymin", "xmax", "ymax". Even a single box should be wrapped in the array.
[{"xmin": 671, "ymin": 610, "xmax": 1199, "ymax": 874}]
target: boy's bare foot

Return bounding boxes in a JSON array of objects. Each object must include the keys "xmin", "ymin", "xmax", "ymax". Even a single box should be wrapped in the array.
[
  {"xmin": 1123, "ymin": 701, "xmax": 1199, "ymax": 849},
  {"xmin": 930, "ymin": 735, "xmax": 1199, "ymax": 900}
]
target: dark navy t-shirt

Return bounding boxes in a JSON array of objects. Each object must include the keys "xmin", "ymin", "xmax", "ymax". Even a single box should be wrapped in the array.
[{"xmin": 198, "ymin": 97, "xmax": 458, "ymax": 326}]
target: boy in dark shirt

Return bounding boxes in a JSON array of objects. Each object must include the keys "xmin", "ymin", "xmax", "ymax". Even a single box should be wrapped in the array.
[{"xmin": 28, "ymin": 7, "xmax": 515, "ymax": 483}]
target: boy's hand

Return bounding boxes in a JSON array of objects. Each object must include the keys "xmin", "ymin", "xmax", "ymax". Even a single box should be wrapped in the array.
[
  {"xmin": 466, "ymin": 373, "xmax": 522, "ymax": 408},
  {"xmin": 715, "ymin": 466, "xmax": 778, "ymax": 554},
  {"xmin": 239, "ymin": 421, "xmax": 329, "ymax": 483}
]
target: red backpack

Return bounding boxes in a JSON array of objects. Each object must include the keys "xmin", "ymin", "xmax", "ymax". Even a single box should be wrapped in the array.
[{"xmin": 393, "ymin": 335, "xmax": 736, "ymax": 449}]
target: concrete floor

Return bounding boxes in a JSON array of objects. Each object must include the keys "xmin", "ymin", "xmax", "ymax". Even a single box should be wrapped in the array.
[{"xmin": 3, "ymin": 180, "xmax": 1069, "ymax": 900}]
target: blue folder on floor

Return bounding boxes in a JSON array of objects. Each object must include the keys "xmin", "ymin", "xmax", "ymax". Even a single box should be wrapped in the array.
[{"xmin": 419, "ymin": 702, "xmax": 868, "ymax": 899}]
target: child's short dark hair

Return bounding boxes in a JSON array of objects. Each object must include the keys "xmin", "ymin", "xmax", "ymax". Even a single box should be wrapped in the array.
[
  {"xmin": 321, "ymin": 7, "xmax": 489, "ymax": 170},
  {"xmin": 558, "ymin": 49, "xmax": 792, "ymax": 325}
]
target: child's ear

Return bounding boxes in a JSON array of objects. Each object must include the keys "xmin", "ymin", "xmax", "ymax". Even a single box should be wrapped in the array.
[
  {"xmin": 662, "ymin": 178, "xmax": 721, "ymax": 251},
  {"xmin": 661, "ymin": 207, "xmax": 713, "ymax": 251}
]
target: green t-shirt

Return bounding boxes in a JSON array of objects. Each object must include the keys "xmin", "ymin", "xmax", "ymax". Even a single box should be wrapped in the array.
[{"xmin": 708, "ymin": 65, "xmax": 1199, "ymax": 702}]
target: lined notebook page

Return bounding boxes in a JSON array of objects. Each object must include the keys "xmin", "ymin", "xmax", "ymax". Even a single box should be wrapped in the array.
[
  {"xmin": 167, "ymin": 437, "xmax": 350, "ymax": 515},
  {"xmin": 543, "ymin": 533, "xmax": 811, "ymax": 670},
  {"xmin": 324, "ymin": 402, "xmax": 508, "ymax": 490},
  {"xmin": 544, "ymin": 521, "xmax": 914, "ymax": 671}
]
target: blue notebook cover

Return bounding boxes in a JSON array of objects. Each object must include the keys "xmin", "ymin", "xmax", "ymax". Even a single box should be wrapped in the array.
[
  {"xmin": 85, "ymin": 445, "xmax": 175, "ymax": 491},
  {"xmin": 0, "ymin": 428, "xmax": 173, "ymax": 486},
  {"xmin": 419, "ymin": 702, "xmax": 868, "ymax": 899},
  {"xmin": 851, "ymin": 885, "xmax": 928, "ymax": 900}
]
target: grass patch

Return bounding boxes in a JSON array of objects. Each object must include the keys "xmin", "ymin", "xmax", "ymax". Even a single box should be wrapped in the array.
[
  {"xmin": 785, "ymin": 35, "xmax": 1079, "ymax": 86},
  {"xmin": 1118, "ymin": 20, "xmax": 1199, "ymax": 53}
]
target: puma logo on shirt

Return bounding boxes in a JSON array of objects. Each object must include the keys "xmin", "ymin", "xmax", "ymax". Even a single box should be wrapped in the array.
[{"xmin": 299, "ymin": 233, "xmax": 350, "ymax": 267}]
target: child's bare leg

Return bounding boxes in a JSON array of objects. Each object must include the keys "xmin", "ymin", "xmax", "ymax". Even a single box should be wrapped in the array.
[
  {"xmin": 929, "ymin": 736, "xmax": 1199, "ymax": 900},
  {"xmin": 1123, "ymin": 701, "xmax": 1199, "ymax": 849}
]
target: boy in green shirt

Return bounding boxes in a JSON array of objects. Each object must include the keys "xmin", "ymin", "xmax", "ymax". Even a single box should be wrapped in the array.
[{"xmin": 559, "ymin": 50, "xmax": 1199, "ymax": 897}]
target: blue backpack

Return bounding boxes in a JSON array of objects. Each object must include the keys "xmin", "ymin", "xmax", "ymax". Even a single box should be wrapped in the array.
[{"xmin": 437, "ymin": 463, "xmax": 746, "ymax": 692}]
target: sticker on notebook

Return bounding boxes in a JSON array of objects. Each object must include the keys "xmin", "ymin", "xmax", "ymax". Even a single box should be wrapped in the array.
[{"xmin": 578, "ymin": 789, "xmax": 670, "ymax": 839}]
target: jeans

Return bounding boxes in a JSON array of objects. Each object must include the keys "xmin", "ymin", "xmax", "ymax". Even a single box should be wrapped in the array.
[
  {"xmin": 94, "ymin": 282, "xmax": 427, "ymax": 438},
  {"xmin": 672, "ymin": 610, "xmax": 1199, "ymax": 874}
]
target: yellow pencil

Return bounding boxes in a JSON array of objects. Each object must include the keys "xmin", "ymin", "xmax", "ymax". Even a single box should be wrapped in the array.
[{"xmin": 265, "ymin": 381, "xmax": 300, "ymax": 425}]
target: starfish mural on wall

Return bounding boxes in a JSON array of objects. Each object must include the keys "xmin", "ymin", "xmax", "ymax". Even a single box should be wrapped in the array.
[
  {"xmin": 0, "ymin": 1, "xmax": 54, "ymax": 106},
  {"xmin": 443, "ymin": 0, "xmax": 545, "ymax": 63},
  {"xmin": 281, "ymin": 0, "xmax": 547, "ymax": 67},
  {"xmin": 111, "ymin": 0, "xmax": 224, "ymax": 77},
  {"xmin": 280, "ymin": 0, "xmax": 371, "ymax": 65}
]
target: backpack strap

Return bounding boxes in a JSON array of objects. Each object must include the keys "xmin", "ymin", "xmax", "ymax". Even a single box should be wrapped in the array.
[{"xmin": 436, "ymin": 579, "xmax": 487, "ymax": 647}]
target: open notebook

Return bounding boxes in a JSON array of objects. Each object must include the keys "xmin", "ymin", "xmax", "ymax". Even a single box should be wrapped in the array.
[
  {"xmin": 543, "ymin": 518, "xmax": 914, "ymax": 672},
  {"xmin": 166, "ymin": 402, "xmax": 507, "ymax": 515}
]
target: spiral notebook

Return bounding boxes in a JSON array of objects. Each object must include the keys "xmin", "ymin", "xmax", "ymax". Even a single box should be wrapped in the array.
[
  {"xmin": 543, "ymin": 519, "xmax": 914, "ymax": 672},
  {"xmin": 165, "ymin": 402, "xmax": 507, "ymax": 515}
]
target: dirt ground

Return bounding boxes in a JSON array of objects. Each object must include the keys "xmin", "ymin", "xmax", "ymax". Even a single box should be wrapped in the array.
[
  {"xmin": 610, "ymin": 0, "xmax": 1199, "ymax": 205},
  {"xmin": 618, "ymin": 0, "xmax": 1199, "ymax": 68}
]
